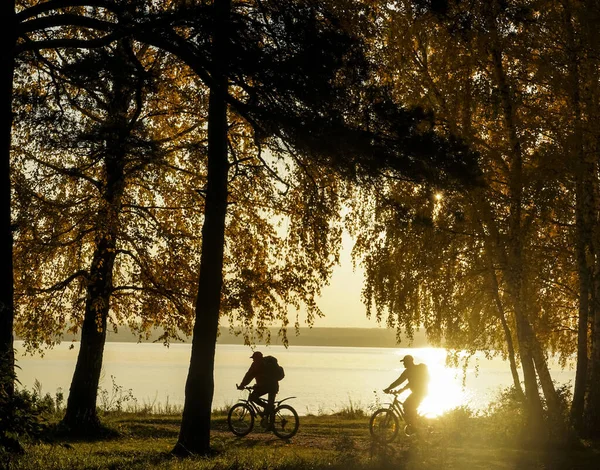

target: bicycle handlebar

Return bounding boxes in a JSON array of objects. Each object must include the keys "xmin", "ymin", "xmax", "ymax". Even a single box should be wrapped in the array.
[{"xmin": 236, "ymin": 384, "xmax": 254, "ymax": 391}]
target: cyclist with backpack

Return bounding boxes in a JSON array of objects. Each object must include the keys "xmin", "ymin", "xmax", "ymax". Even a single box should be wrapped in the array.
[
  {"xmin": 383, "ymin": 354, "xmax": 429, "ymax": 430},
  {"xmin": 237, "ymin": 351, "xmax": 285, "ymax": 428}
]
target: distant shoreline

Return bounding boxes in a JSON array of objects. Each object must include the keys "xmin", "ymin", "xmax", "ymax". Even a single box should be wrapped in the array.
[{"xmin": 20, "ymin": 326, "xmax": 431, "ymax": 349}]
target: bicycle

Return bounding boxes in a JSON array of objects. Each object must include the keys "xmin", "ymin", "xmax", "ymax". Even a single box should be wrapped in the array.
[
  {"xmin": 369, "ymin": 390, "xmax": 417, "ymax": 443},
  {"xmin": 227, "ymin": 386, "xmax": 300, "ymax": 439}
]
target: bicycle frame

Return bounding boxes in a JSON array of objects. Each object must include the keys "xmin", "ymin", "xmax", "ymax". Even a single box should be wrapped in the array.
[
  {"xmin": 383, "ymin": 392, "xmax": 407, "ymax": 422},
  {"xmin": 237, "ymin": 387, "xmax": 296, "ymax": 417}
]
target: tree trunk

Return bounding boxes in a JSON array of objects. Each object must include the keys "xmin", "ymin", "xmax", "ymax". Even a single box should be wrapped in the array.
[
  {"xmin": 571, "ymin": 121, "xmax": 594, "ymax": 434},
  {"xmin": 561, "ymin": 1, "xmax": 594, "ymax": 432},
  {"xmin": 462, "ymin": 55, "xmax": 524, "ymax": 401},
  {"xmin": 173, "ymin": 0, "xmax": 231, "ymax": 456},
  {"xmin": 587, "ymin": 255, "xmax": 600, "ymax": 436},
  {"xmin": 61, "ymin": 207, "xmax": 122, "ymax": 430},
  {"xmin": 62, "ymin": 54, "xmax": 131, "ymax": 429},
  {"xmin": 586, "ymin": 129, "xmax": 600, "ymax": 438},
  {"xmin": 0, "ymin": 0, "xmax": 16, "ymax": 397},
  {"xmin": 487, "ymin": 6, "xmax": 546, "ymax": 437},
  {"xmin": 585, "ymin": 36, "xmax": 600, "ymax": 441},
  {"xmin": 475, "ymin": 194, "xmax": 543, "ymax": 430},
  {"xmin": 529, "ymin": 320, "xmax": 579, "ymax": 445},
  {"xmin": 478, "ymin": 209, "xmax": 525, "ymax": 399},
  {"xmin": 62, "ymin": 150, "xmax": 125, "ymax": 430},
  {"xmin": 490, "ymin": 270, "xmax": 524, "ymax": 400},
  {"xmin": 62, "ymin": 255, "xmax": 112, "ymax": 430},
  {"xmin": 586, "ymin": 97, "xmax": 600, "ymax": 437}
]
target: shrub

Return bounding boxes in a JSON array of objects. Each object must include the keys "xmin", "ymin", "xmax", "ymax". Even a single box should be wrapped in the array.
[
  {"xmin": 481, "ymin": 385, "xmax": 526, "ymax": 444},
  {"xmin": 1, "ymin": 364, "xmax": 51, "ymax": 464},
  {"xmin": 438, "ymin": 405, "xmax": 476, "ymax": 443}
]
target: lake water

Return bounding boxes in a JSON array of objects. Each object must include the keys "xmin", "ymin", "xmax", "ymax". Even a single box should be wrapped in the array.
[{"xmin": 15, "ymin": 341, "xmax": 576, "ymax": 416}]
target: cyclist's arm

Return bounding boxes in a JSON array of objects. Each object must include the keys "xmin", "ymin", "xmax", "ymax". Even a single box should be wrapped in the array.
[
  {"xmin": 238, "ymin": 364, "xmax": 257, "ymax": 389},
  {"xmin": 384, "ymin": 370, "xmax": 407, "ymax": 392}
]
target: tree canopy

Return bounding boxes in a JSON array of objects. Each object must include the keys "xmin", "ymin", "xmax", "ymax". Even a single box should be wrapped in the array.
[{"xmin": 5, "ymin": 0, "xmax": 600, "ymax": 458}]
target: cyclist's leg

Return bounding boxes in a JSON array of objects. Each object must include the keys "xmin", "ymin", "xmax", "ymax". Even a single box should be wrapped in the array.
[
  {"xmin": 266, "ymin": 389, "xmax": 277, "ymax": 417},
  {"xmin": 403, "ymin": 393, "xmax": 419, "ymax": 427},
  {"xmin": 249, "ymin": 386, "xmax": 268, "ymax": 414},
  {"xmin": 404, "ymin": 392, "xmax": 425, "ymax": 429},
  {"xmin": 264, "ymin": 381, "xmax": 279, "ymax": 427}
]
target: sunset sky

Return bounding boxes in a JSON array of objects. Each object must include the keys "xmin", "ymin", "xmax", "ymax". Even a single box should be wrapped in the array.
[{"xmin": 302, "ymin": 232, "xmax": 378, "ymax": 329}]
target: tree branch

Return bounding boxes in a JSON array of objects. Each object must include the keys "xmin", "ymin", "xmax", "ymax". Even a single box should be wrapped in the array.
[{"xmin": 26, "ymin": 270, "xmax": 89, "ymax": 294}]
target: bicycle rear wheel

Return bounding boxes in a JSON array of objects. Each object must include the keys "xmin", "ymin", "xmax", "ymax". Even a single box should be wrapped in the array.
[
  {"xmin": 227, "ymin": 403, "xmax": 254, "ymax": 436},
  {"xmin": 272, "ymin": 404, "xmax": 299, "ymax": 439},
  {"xmin": 369, "ymin": 408, "xmax": 399, "ymax": 443}
]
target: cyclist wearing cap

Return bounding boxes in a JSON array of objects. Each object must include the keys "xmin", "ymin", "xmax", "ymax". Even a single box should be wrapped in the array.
[
  {"xmin": 237, "ymin": 351, "xmax": 279, "ymax": 427},
  {"xmin": 383, "ymin": 355, "xmax": 429, "ymax": 429}
]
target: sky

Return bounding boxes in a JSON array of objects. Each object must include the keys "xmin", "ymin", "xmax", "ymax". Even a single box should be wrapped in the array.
[{"xmin": 300, "ymin": 231, "xmax": 380, "ymax": 329}]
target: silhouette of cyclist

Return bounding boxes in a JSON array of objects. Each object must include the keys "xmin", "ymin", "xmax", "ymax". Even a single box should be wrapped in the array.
[
  {"xmin": 237, "ymin": 351, "xmax": 278, "ymax": 428},
  {"xmin": 383, "ymin": 354, "xmax": 429, "ymax": 429}
]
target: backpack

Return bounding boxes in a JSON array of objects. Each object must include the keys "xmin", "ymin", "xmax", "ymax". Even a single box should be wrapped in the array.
[
  {"xmin": 412, "ymin": 363, "xmax": 429, "ymax": 391},
  {"xmin": 263, "ymin": 355, "xmax": 285, "ymax": 381}
]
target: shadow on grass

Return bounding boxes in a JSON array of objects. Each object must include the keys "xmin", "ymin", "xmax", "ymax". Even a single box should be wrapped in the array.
[
  {"xmin": 223, "ymin": 433, "xmax": 285, "ymax": 448},
  {"xmin": 46, "ymin": 421, "xmax": 122, "ymax": 443},
  {"xmin": 532, "ymin": 446, "xmax": 600, "ymax": 470},
  {"xmin": 118, "ymin": 416, "xmax": 182, "ymax": 426},
  {"xmin": 45, "ymin": 416, "xmax": 181, "ymax": 443},
  {"xmin": 92, "ymin": 449, "xmax": 178, "ymax": 468},
  {"xmin": 123, "ymin": 423, "xmax": 179, "ymax": 439}
]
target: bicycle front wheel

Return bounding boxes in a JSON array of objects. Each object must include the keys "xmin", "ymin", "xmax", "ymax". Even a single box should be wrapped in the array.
[
  {"xmin": 272, "ymin": 404, "xmax": 299, "ymax": 439},
  {"xmin": 227, "ymin": 403, "xmax": 254, "ymax": 436},
  {"xmin": 369, "ymin": 408, "xmax": 399, "ymax": 443}
]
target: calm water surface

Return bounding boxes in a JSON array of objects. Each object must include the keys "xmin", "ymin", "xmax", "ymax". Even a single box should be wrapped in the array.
[{"xmin": 15, "ymin": 341, "xmax": 575, "ymax": 416}]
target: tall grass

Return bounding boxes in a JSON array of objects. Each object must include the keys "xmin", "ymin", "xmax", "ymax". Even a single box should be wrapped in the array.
[{"xmin": 331, "ymin": 397, "xmax": 369, "ymax": 419}]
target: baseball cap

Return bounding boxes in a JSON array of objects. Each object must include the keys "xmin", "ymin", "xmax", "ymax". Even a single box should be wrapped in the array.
[
  {"xmin": 250, "ymin": 351, "xmax": 263, "ymax": 359},
  {"xmin": 401, "ymin": 354, "xmax": 414, "ymax": 363}
]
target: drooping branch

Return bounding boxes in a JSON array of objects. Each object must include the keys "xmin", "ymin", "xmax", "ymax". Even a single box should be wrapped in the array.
[{"xmin": 23, "ymin": 269, "xmax": 89, "ymax": 294}]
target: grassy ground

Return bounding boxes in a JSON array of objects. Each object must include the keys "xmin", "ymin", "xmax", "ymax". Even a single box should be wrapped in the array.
[{"xmin": 5, "ymin": 411, "xmax": 600, "ymax": 470}]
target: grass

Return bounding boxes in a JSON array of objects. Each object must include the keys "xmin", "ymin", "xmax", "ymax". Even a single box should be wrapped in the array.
[{"xmin": 5, "ymin": 409, "xmax": 600, "ymax": 470}]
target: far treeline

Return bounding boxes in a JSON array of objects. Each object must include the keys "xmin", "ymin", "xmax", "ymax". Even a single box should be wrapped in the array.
[
  {"xmin": 1, "ymin": 0, "xmax": 600, "ymax": 459},
  {"xmin": 52, "ymin": 327, "xmax": 430, "ymax": 348}
]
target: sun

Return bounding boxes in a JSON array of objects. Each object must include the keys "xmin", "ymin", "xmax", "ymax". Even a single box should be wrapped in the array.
[{"xmin": 399, "ymin": 348, "xmax": 470, "ymax": 417}]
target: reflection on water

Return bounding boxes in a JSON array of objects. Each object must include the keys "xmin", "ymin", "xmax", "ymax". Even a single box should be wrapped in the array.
[{"xmin": 14, "ymin": 341, "xmax": 575, "ymax": 416}]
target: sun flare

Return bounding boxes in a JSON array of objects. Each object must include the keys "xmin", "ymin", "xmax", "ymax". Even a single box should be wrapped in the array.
[{"xmin": 395, "ymin": 348, "xmax": 470, "ymax": 417}]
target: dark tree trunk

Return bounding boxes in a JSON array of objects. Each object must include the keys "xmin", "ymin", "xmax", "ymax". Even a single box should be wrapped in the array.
[
  {"xmin": 571, "ymin": 120, "xmax": 594, "ymax": 434},
  {"xmin": 490, "ymin": 276, "xmax": 525, "ymax": 400},
  {"xmin": 513, "ymin": 308, "xmax": 545, "ymax": 433},
  {"xmin": 62, "ymin": 151, "xmax": 125, "ymax": 430},
  {"xmin": 587, "ymin": 259, "xmax": 600, "ymax": 436},
  {"xmin": 529, "ymin": 321, "xmax": 579, "ymax": 445},
  {"xmin": 62, "ymin": 248, "xmax": 112, "ymax": 430},
  {"xmin": 562, "ymin": 2, "xmax": 594, "ymax": 431},
  {"xmin": 61, "ymin": 53, "xmax": 131, "ymax": 429},
  {"xmin": 0, "ymin": 0, "xmax": 16, "ymax": 397},
  {"xmin": 587, "ymin": 159, "xmax": 600, "ymax": 436},
  {"xmin": 588, "ymin": 147, "xmax": 600, "ymax": 437},
  {"xmin": 585, "ymin": 1, "xmax": 600, "ymax": 435},
  {"xmin": 173, "ymin": 0, "xmax": 231, "ymax": 456}
]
